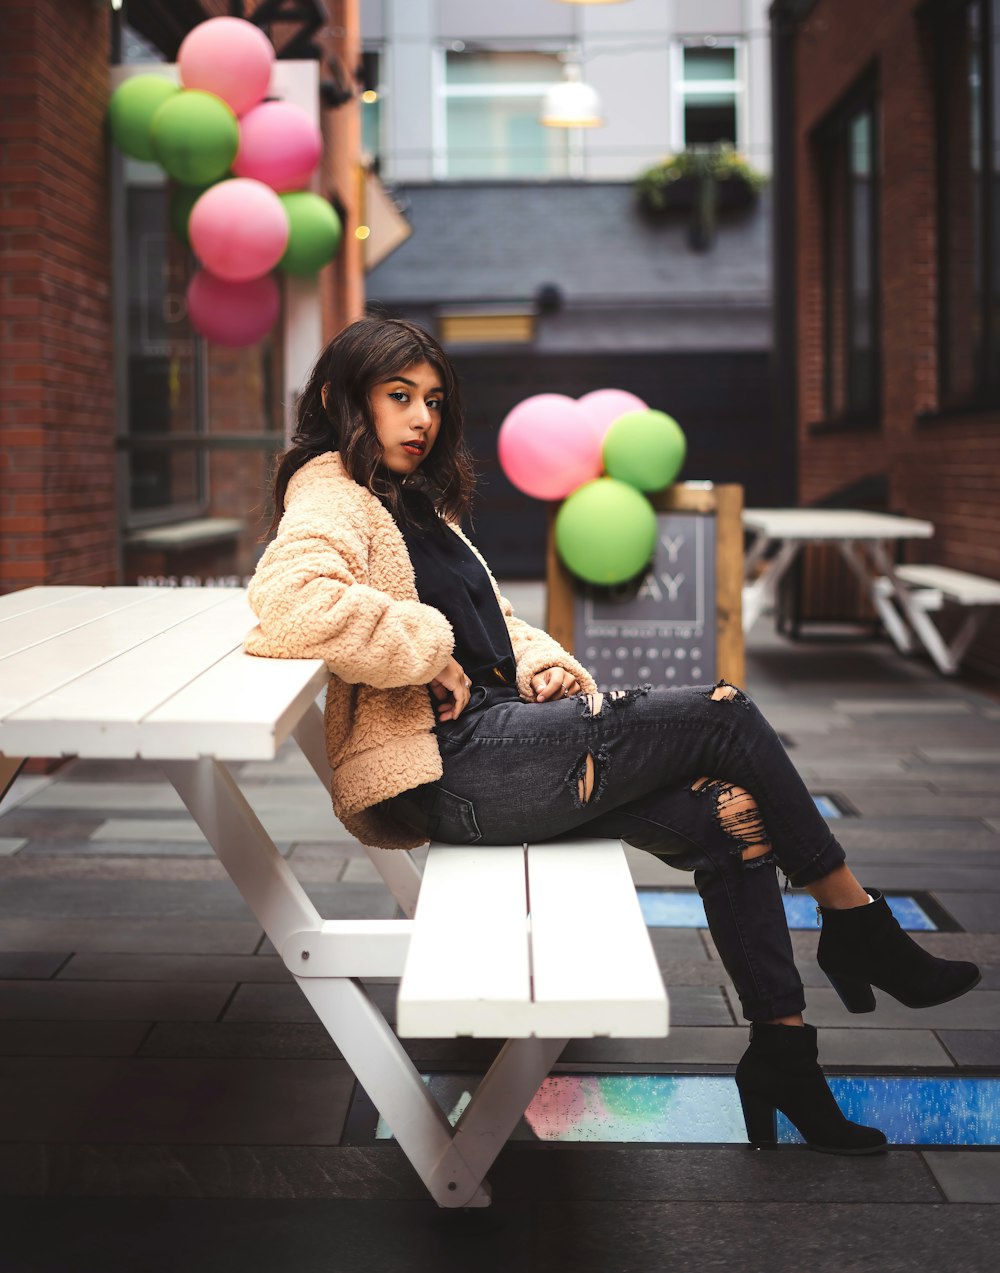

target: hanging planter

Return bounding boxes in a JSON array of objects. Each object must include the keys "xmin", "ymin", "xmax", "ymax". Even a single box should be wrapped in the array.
[{"xmin": 635, "ymin": 144, "xmax": 766, "ymax": 249}]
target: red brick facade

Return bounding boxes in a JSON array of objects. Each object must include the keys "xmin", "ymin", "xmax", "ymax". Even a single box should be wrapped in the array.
[
  {"xmin": 1, "ymin": 0, "xmax": 363, "ymax": 593},
  {"xmin": 792, "ymin": 0, "xmax": 1000, "ymax": 675},
  {"xmin": 0, "ymin": 0, "xmax": 118, "ymax": 589}
]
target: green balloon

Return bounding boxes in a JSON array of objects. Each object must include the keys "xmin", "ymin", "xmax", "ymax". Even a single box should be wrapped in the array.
[
  {"xmin": 555, "ymin": 478, "xmax": 657, "ymax": 586},
  {"xmin": 150, "ymin": 90, "xmax": 239, "ymax": 186},
  {"xmin": 603, "ymin": 409, "xmax": 687, "ymax": 493},
  {"xmin": 278, "ymin": 192, "xmax": 343, "ymax": 275},
  {"xmin": 107, "ymin": 75, "xmax": 179, "ymax": 161}
]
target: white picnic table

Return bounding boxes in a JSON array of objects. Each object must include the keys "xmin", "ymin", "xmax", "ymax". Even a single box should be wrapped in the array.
[
  {"xmin": 0, "ymin": 585, "xmax": 668, "ymax": 1208},
  {"xmin": 742, "ymin": 508, "xmax": 943, "ymax": 660}
]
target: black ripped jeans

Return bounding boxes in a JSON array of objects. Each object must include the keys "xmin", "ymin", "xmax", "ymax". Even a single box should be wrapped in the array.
[{"xmin": 376, "ymin": 682, "xmax": 846, "ymax": 1022}]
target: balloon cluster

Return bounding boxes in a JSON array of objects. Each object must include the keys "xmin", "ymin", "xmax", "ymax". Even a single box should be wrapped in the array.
[
  {"xmin": 106, "ymin": 17, "xmax": 342, "ymax": 348},
  {"xmin": 498, "ymin": 389, "xmax": 687, "ymax": 586}
]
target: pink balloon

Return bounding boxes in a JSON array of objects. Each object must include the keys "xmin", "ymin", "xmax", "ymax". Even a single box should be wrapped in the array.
[
  {"xmin": 578, "ymin": 388, "xmax": 649, "ymax": 445},
  {"xmin": 186, "ymin": 271, "xmax": 280, "ymax": 347},
  {"xmin": 497, "ymin": 394, "xmax": 602, "ymax": 501},
  {"xmin": 189, "ymin": 178, "xmax": 289, "ymax": 282},
  {"xmin": 178, "ymin": 17, "xmax": 274, "ymax": 118},
  {"xmin": 232, "ymin": 100, "xmax": 322, "ymax": 193}
]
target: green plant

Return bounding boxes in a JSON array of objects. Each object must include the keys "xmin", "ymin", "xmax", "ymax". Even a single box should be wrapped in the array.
[{"xmin": 635, "ymin": 143, "xmax": 767, "ymax": 212}]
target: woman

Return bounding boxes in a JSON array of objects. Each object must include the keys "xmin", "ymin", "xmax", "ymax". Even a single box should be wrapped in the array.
[{"xmin": 246, "ymin": 316, "xmax": 979, "ymax": 1155}]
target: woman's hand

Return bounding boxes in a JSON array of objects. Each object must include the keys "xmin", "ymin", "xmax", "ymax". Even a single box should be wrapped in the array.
[
  {"xmin": 531, "ymin": 667, "xmax": 581, "ymax": 703},
  {"xmin": 429, "ymin": 656, "xmax": 472, "ymax": 721}
]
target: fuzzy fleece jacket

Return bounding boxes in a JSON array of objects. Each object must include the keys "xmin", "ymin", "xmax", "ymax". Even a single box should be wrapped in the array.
[{"xmin": 244, "ymin": 451, "xmax": 597, "ymax": 849}]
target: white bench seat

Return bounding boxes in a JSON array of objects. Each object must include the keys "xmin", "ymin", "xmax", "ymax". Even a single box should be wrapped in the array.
[{"xmin": 874, "ymin": 564, "xmax": 1000, "ymax": 674}]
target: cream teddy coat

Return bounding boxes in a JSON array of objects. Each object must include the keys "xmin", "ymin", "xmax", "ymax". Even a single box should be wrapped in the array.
[{"xmin": 245, "ymin": 452, "xmax": 597, "ymax": 849}]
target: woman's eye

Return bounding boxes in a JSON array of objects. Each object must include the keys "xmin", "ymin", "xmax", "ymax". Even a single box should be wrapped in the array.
[
  {"xmin": 389, "ymin": 391, "xmax": 408, "ymax": 403},
  {"xmin": 427, "ymin": 398, "xmax": 442, "ymax": 411}
]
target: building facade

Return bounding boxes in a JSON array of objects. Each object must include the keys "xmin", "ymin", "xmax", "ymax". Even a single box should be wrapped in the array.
[
  {"xmin": 0, "ymin": 0, "xmax": 363, "ymax": 594},
  {"xmin": 361, "ymin": 0, "xmax": 780, "ymax": 575},
  {"xmin": 773, "ymin": 0, "xmax": 1000, "ymax": 676}
]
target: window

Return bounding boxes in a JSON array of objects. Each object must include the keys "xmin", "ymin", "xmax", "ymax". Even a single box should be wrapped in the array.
[
  {"xmin": 816, "ymin": 79, "xmax": 880, "ymax": 423},
  {"xmin": 440, "ymin": 50, "xmax": 570, "ymax": 179},
  {"xmin": 674, "ymin": 42, "xmax": 743, "ymax": 150},
  {"xmin": 935, "ymin": 0, "xmax": 1000, "ymax": 403},
  {"xmin": 361, "ymin": 49, "xmax": 383, "ymax": 168}
]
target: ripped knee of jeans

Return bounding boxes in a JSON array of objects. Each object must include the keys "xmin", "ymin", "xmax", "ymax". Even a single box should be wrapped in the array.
[
  {"xmin": 575, "ymin": 685, "xmax": 650, "ymax": 719},
  {"xmin": 690, "ymin": 776, "xmax": 773, "ymax": 866},
  {"xmin": 705, "ymin": 680, "xmax": 750, "ymax": 708},
  {"xmin": 567, "ymin": 746, "xmax": 611, "ymax": 808}
]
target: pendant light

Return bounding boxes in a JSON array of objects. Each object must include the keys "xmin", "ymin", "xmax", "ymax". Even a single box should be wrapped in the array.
[{"xmin": 540, "ymin": 63, "xmax": 603, "ymax": 128}]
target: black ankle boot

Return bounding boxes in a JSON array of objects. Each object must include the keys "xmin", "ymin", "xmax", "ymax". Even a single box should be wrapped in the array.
[
  {"xmin": 816, "ymin": 889, "xmax": 980, "ymax": 1013},
  {"xmin": 735, "ymin": 1022, "xmax": 887, "ymax": 1154}
]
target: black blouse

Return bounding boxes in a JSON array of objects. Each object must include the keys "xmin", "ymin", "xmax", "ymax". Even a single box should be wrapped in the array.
[{"xmin": 385, "ymin": 488, "xmax": 517, "ymax": 689}]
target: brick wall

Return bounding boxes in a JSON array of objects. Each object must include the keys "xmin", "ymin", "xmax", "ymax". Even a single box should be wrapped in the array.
[
  {"xmin": 0, "ymin": 0, "xmax": 117, "ymax": 590},
  {"xmin": 793, "ymin": 0, "xmax": 1000, "ymax": 676}
]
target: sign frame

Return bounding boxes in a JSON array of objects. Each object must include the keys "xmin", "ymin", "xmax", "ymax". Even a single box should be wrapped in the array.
[{"xmin": 545, "ymin": 482, "xmax": 745, "ymax": 687}]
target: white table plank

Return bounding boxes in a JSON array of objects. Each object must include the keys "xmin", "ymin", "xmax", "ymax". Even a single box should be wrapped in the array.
[
  {"xmin": 0, "ymin": 590, "xmax": 232, "ymax": 724},
  {"xmin": 0, "ymin": 594, "xmax": 255, "ymax": 757},
  {"xmin": 137, "ymin": 647, "xmax": 328, "ymax": 760},
  {"xmin": 527, "ymin": 841, "xmax": 668, "ymax": 1038},
  {"xmin": 743, "ymin": 509, "xmax": 933, "ymax": 541},
  {"xmin": 397, "ymin": 845, "xmax": 531, "ymax": 1038},
  {"xmin": 0, "ymin": 586, "xmax": 94, "ymax": 624},
  {"xmin": 0, "ymin": 587, "xmax": 161, "ymax": 660}
]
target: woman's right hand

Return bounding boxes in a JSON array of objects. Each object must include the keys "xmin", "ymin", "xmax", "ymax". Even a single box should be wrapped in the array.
[{"xmin": 429, "ymin": 656, "xmax": 472, "ymax": 722}]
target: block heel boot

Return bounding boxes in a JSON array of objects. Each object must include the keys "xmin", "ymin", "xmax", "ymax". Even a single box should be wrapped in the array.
[
  {"xmin": 817, "ymin": 889, "xmax": 981, "ymax": 1014},
  {"xmin": 735, "ymin": 1022, "xmax": 887, "ymax": 1155}
]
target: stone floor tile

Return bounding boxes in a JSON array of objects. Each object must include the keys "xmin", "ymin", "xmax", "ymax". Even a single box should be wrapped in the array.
[
  {"xmin": 4, "ymin": 1197, "xmax": 999, "ymax": 1273},
  {"xmin": 832, "ymin": 699, "xmax": 975, "ymax": 715},
  {"xmin": 0, "ymin": 838, "xmax": 26, "ymax": 856},
  {"xmin": 922, "ymin": 1151, "xmax": 1000, "ymax": 1202},
  {"xmin": 0, "ymin": 918, "xmax": 261, "ymax": 955},
  {"xmin": 840, "ymin": 864, "xmax": 1000, "ymax": 892},
  {"xmin": 0, "ymin": 1021, "xmax": 150, "ymax": 1057},
  {"xmin": 935, "ymin": 1030, "xmax": 1000, "ymax": 1065},
  {"xmin": 740, "ymin": 985, "xmax": 1000, "ymax": 1030},
  {"xmin": 92, "ymin": 819, "xmax": 208, "ymax": 843},
  {"xmin": 934, "ymin": 892, "xmax": 1000, "ymax": 933},
  {"xmin": 0, "ymin": 855, "xmax": 233, "ymax": 881},
  {"xmin": 0, "ymin": 979, "xmax": 234, "ymax": 1021},
  {"xmin": 0, "ymin": 1058, "xmax": 354, "ymax": 1145},
  {"xmin": 0, "ymin": 878, "xmax": 258, "ymax": 921},
  {"xmin": 814, "ymin": 1028, "xmax": 954, "ymax": 1067},
  {"xmin": 57, "ymin": 953, "xmax": 290, "ymax": 983},
  {"xmin": 15, "ymin": 839, "xmax": 221, "ymax": 857},
  {"xmin": 645, "ymin": 929, "xmax": 710, "ymax": 962},
  {"xmin": 223, "ymin": 983, "xmax": 319, "ymax": 1024},
  {"xmin": 23, "ymin": 783, "xmax": 187, "ymax": 812},
  {"xmin": 917, "ymin": 749, "xmax": 1000, "ymax": 764},
  {"xmin": 844, "ymin": 793, "xmax": 1000, "ymax": 818},
  {"xmin": 140, "ymin": 1021, "xmax": 341, "ymax": 1060},
  {"xmin": 560, "ymin": 1026, "xmax": 746, "ymax": 1066},
  {"xmin": 0, "ymin": 951, "xmax": 67, "ymax": 979}
]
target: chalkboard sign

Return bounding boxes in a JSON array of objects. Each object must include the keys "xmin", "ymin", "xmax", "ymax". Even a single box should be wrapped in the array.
[{"xmin": 547, "ymin": 483, "xmax": 744, "ymax": 688}]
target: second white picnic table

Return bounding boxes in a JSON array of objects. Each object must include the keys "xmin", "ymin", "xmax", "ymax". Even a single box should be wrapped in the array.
[{"xmin": 742, "ymin": 507, "xmax": 935, "ymax": 656}]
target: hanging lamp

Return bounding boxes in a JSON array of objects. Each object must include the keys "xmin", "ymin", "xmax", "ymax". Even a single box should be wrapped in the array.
[{"xmin": 540, "ymin": 64, "xmax": 603, "ymax": 128}]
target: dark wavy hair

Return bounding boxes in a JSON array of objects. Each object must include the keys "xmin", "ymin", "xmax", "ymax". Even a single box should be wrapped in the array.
[{"xmin": 265, "ymin": 316, "xmax": 476, "ymax": 537}]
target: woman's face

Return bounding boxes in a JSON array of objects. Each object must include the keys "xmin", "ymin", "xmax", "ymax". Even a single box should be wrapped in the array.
[{"xmin": 369, "ymin": 360, "xmax": 445, "ymax": 476}]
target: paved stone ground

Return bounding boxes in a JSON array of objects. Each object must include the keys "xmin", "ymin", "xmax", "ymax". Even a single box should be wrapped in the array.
[{"xmin": 1, "ymin": 586, "xmax": 999, "ymax": 1272}]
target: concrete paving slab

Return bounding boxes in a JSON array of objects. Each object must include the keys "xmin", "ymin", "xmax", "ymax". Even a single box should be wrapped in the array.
[
  {"xmin": 922, "ymin": 1151, "xmax": 1000, "ymax": 1202},
  {"xmin": 24, "ymin": 783, "xmax": 188, "ymax": 812},
  {"xmin": 92, "ymin": 819, "xmax": 208, "ymax": 843},
  {"xmin": 57, "ymin": 953, "xmax": 290, "ymax": 983},
  {"xmin": 732, "ymin": 986, "xmax": 1000, "ymax": 1031},
  {"xmin": 6, "ymin": 1197, "xmax": 1000, "ymax": 1273},
  {"xmin": 0, "ymin": 1021, "xmax": 150, "ymax": 1058},
  {"xmin": 140, "ymin": 1021, "xmax": 341, "ymax": 1060},
  {"xmin": 935, "ymin": 892, "xmax": 1000, "ymax": 933},
  {"xmin": 838, "ymin": 864, "xmax": 1000, "ymax": 892},
  {"xmin": 0, "ymin": 918, "xmax": 261, "ymax": 955},
  {"xmin": 832, "ymin": 699, "xmax": 975, "ymax": 715},
  {"xmin": 843, "ymin": 792, "xmax": 1000, "ymax": 817},
  {"xmin": 0, "ymin": 951, "xmax": 67, "ymax": 979},
  {"xmin": 14, "ymin": 838, "xmax": 222, "ymax": 857},
  {"xmin": 935, "ymin": 1031, "xmax": 1000, "ymax": 1065},
  {"xmin": 0, "ymin": 838, "xmax": 26, "ymax": 856},
  {"xmin": 917, "ymin": 749, "xmax": 1000, "ymax": 764},
  {"xmin": 0, "ymin": 878, "xmax": 253, "ymax": 922},
  {"xmin": 0, "ymin": 1058, "xmax": 354, "ymax": 1145},
  {"xmin": 0, "ymin": 979, "xmax": 234, "ymax": 1021},
  {"xmin": 0, "ymin": 855, "xmax": 233, "ymax": 881}
]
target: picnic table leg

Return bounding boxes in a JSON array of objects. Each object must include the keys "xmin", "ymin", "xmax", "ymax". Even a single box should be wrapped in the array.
[
  {"xmin": 835, "ymin": 540, "xmax": 916, "ymax": 653},
  {"xmin": 291, "ymin": 702, "xmax": 423, "ymax": 917},
  {"xmin": 296, "ymin": 974, "xmax": 494, "ymax": 1208},
  {"xmin": 742, "ymin": 539, "xmax": 800, "ymax": 632},
  {"xmin": 866, "ymin": 542, "xmax": 961, "ymax": 674},
  {"xmin": 162, "ymin": 757, "xmax": 323, "ymax": 954}
]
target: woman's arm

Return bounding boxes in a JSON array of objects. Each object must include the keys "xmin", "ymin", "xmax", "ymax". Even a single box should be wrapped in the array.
[{"xmin": 246, "ymin": 508, "xmax": 454, "ymax": 689}]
